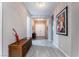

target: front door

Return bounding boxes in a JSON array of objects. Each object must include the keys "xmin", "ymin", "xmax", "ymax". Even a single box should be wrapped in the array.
[{"xmin": 35, "ymin": 24, "xmax": 45, "ymax": 37}]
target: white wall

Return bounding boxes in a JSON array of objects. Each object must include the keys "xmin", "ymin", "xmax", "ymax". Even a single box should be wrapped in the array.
[
  {"xmin": 0, "ymin": 3, "xmax": 2, "ymax": 56},
  {"xmin": 26, "ymin": 16, "xmax": 32, "ymax": 38},
  {"xmin": 53, "ymin": 2, "xmax": 79, "ymax": 57},
  {"xmin": 70, "ymin": 3, "xmax": 79, "ymax": 57},
  {"xmin": 3, "ymin": 2, "xmax": 30, "ymax": 56},
  {"xmin": 48, "ymin": 17, "xmax": 53, "ymax": 41},
  {"xmin": 53, "ymin": 3, "xmax": 72, "ymax": 56}
]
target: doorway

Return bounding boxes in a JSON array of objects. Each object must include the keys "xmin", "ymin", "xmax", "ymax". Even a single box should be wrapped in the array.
[{"xmin": 32, "ymin": 18, "xmax": 48, "ymax": 39}]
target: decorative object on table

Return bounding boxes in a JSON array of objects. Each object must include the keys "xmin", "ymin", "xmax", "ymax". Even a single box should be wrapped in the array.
[
  {"xmin": 56, "ymin": 6, "xmax": 68, "ymax": 36},
  {"xmin": 12, "ymin": 28, "xmax": 20, "ymax": 42}
]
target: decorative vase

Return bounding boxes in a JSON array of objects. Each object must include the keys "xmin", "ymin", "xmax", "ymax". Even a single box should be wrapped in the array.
[
  {"xmin": 15, "ymin": 33, "xmax": 19, "ymax": 42},
  {"xmin": 13, "ymin": 28, "xmax": 20, "ymax": 42}
]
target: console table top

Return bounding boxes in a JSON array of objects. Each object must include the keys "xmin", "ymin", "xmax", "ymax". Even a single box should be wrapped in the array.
[{"xmin": 9, "ymin": 37, "xmax": 31, "ymax": 46}]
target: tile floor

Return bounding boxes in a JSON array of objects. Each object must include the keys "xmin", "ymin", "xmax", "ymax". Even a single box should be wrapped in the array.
[
  {"xmin": 32, "ymin": 39, "xmax": 53, "ymax": 47},
  {"xmin": 26, "ymin": 45, "xmax": 65, "ymax": 57},
  {"xmin": 26, "ymin": 39, "xmax": 65, "ymax": 57}
]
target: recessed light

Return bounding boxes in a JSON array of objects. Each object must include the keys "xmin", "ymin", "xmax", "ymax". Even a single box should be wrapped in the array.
[{"xmin": 36, "ymin": 2, "xmax": 46, "ymax": 8}]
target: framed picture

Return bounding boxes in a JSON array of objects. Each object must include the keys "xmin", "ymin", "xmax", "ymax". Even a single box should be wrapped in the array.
[{"xmin": 56, "ymin": 6, "xmax": 68, "ymax": 36}]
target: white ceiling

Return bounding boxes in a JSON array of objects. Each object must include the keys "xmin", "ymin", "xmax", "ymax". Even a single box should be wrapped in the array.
[{"xmin": 23, "ymin": 2, "xmax": 57, "ymax": 18}]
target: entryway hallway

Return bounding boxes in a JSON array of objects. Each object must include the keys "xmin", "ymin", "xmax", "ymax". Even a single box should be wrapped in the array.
[{"xmin": 2, "ymin": 2, "xmax": 79, "ymax": 57}]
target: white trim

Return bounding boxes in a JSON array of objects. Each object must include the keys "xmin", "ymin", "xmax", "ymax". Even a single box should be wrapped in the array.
[
  {"xmin": 53, "ymin": 44, "xmax": 69, "ymax": 57},
  {"xmin": 58, "ymin": 47, "xmax": 70, "ymax": 57}
]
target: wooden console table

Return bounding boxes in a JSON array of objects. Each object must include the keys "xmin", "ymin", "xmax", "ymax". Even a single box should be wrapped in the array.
[{"xmin": 9, "ymin": 37, "xmax": 32, "ymax": 57}]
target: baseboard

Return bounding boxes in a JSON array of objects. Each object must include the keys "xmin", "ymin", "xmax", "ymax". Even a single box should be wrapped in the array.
[
  {"xmin": 58, "ymin": 47, "xmax": 69, "ymax": 57},
  {"xmin": 53, "ymin": 44, "xmax": 69, "ymax": 57}
]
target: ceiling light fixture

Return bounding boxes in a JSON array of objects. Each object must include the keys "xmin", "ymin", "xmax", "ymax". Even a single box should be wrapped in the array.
[{"xmin": 36, "ymin": 2, "xmax": 46, "ymax": 8}]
